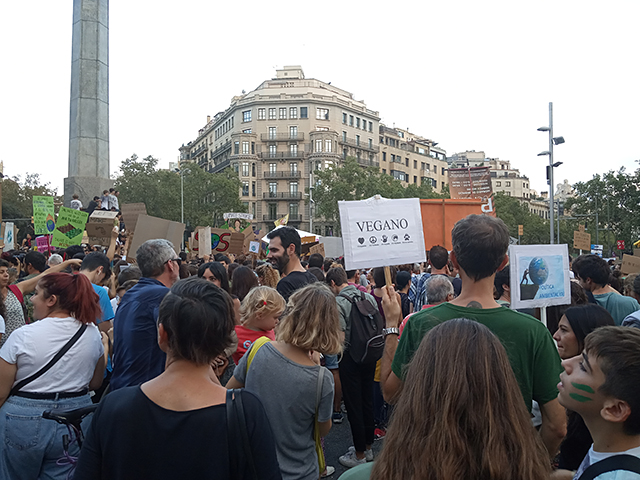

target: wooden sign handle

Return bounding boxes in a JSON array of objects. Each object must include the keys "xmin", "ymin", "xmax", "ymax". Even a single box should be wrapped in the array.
[{"xmin": 383, "ymin": 265, "xmax": 393, "ymax": 287}]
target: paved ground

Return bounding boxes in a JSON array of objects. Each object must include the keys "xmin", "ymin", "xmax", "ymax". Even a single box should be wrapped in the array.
[{"xmin": 322, "ymin": 415, "xmax": 384, "ymax": 478}]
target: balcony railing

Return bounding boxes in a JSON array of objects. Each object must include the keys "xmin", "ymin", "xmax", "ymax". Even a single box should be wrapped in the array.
[
  {"xmin": 356, "ymin": 157, "xmax": 380, "ymax": 168},
  {"xmin": 263, "ymin": 171, "xmax": 302, "ymax": 179},
  {"xmin": 211, "ymin": 158, "xmax": 231, "ymax": 173},
  {"xmin": 258, "ymin": 152, "xmax": 305, "ymax": 160},
  {"xmin": 260, "ymin": 133, "xmax": 305, "ymax": 142},
  {"xmin": 262, "ymin": 192, "xmax": 303, "ymax": 200},
  {"xmin": 263, "ymin": 215, "xmax": 303, "ymax": 222},
  {"xmin": 339, "ymin": 137, "xmax": 379, "ymax": 153},
  {"xmin": 211, "ymin": 142, "xmax": 231, "ymax": 159}
]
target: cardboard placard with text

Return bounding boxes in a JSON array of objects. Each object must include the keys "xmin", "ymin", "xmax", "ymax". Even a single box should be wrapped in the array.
[
  {"xmin": 86, "ymin": 210, "xmax": 118, "ymax": 246},
  {"xmin": 339, "ymin": 196, "xmax": 426, "ymax": 270},
  {"xmin": 621, "ymin": 254, "xmax": 640, "ymax": 275},
  {"xmin": 198, "ymin": 226, "xmax": 212, "ymax": 256},
  {"xmin": 121, "ymin": 203, "xmax": 147, "ymax": 233},
  {"xmin": 573, "ymin": 231, "xmax": 592, "ymax": 251},
  {"xmin": 309, "ymin": 243, "xmax": 325, "ymax": 257},
  {"xmin": 51, "ymin": 207, "xmax": 89, "ymax": 248},
  {"xmin": 127, "ymin": 215, "xmax": 185, "ymax": 260},
  {"xmin": 211, "ymin": 228, "xmax": 245, "ymax": 255}
]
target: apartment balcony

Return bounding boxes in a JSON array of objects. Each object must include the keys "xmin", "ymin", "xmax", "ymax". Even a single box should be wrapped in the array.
[
  {"xmin": 211, "ymin": 142, "xmax": 231, "ymax": 159},
  {"xmin": 263, "ymin": 171, "xmax": 302, "ymax": 179},
  {"xmin": 192, "ymin": 145, "xmax": 207, "ymax": 157},
  {"xmin": 262, "ymin": 192, "xmax": 303, "ymax": 200},
  {"xmin": 211, "ymin": 158, "xmax": 231, "ymax": 173},
  {"xmin": 258, "ymin": 152, "xmax": 305, "ymax": 160},
  {"xmin": 339, "ymin": 137, "xmax": 380, "ymax": 153},
  {"xmin": 260, "ymin": 133, "xmax": 305, "ymax": 142},
  {"xmin": 356, "ymin": 157, "xmax": 380, "ymax": 168},
  {"xmin": 263, "ymin": 215, "xmax": 303, "ymax": 223}
]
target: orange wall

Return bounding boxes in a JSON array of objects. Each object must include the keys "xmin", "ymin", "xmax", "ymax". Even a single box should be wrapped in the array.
[{"xmin": 420, "ymin": 199, "xmax": 484, "ymax": 251}]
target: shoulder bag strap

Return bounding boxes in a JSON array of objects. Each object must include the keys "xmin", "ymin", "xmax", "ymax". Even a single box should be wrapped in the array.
[
  {"xmin": 579, "ymin": 454, "xmax": 640, "ymax": 480},
  {"xmin": 10, "ymin": 324, "xmax": 88, "ymax": 396},
  {"xmin": 8, "ymin": 285, "xmax": 24, "ymax": 304},
  {"xmin": 229, "ymin": 389, "xmax": 258, "ymax": 480},
  {"xmin": 337, "ymin": 292, "xmax": 355, "ymax": 303},
  {"xmin": 316, "ymin": 366, "xmax": 324, "ymax": 413},
  {"xmin": 246, "ymin": 336, "xmax": 270, "ymax": 371}
]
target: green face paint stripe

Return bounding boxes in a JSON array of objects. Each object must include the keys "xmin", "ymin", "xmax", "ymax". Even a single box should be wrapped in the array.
[
  {"xmin": 572, "ymin": 383, "xmax": 595, "ymax": 394},
  {"xmin": 570, "ymin": 393, "xmax": 593, "ymax": 402}
]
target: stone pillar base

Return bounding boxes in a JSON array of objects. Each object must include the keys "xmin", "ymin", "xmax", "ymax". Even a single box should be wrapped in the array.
[{"xmin": 64, "ymin": 176, "xmax": 113, "ymax": 208}]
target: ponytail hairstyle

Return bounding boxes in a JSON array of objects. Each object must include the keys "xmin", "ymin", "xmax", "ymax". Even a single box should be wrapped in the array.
[
  {"xmin": 38, "ymin": 273, "xmax": 101, "ymax": 324},
  {"xmin": 239, "ymin": 286, "xmax": 286, "ymax": 325}
]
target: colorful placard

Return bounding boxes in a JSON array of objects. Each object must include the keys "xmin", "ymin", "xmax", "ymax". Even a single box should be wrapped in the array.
[
  {"xmin": 33, "ymin": 196, "xmax": 56, "ymax": 235},
  {"xmin": 51, "ymin": 207, "xmax": 89, "ymax": 248}
]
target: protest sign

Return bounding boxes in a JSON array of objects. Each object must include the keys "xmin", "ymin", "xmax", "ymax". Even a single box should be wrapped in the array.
[
  {"xmin": 51, "ymin": 207, "xmax": 89, "ymax": 248},
  {"xmin": 121, "ymin": 203, "xmax": 147, "ymax": 233},
  {"xmin": 249, "ymin": 241, "xmax": 260, "ymax": 254},
  {"xmin": 339, "ymin": 196, "xmax": 426, "ymax": 270},
  {"xmin": 127, "ymin": 215, "xmax": 185, "ymax": 260},
  {"xmin": 211, "ymin": 228, "xmax": 244, "ymax": 255},
  {"xmin": 198, "ymin": 226, "xmax": 212, "ymax": 256},
  {"xmin": 573, "ymin": 231, "xmax": 591, "ymax": 251},
  {"xmin": 86, "ymin": 210, "xmax": 118, "ymax": 246},
  {"xmin": 309, "ymin": 243, "xmax": 325, "ymax": 257},
  {"xmin": 621, "ymin": 254, "xmax": 640, "ymax": 275},
  {"xmin": 33, "ymin": 196, "xmax": 55, "ymax": 235},
  {"xmin": 3, "ymin": 222, "xmax": 15, "ymax": 251},
  {"xmin": 223, "ymin": 212, "xmax": 253, "ymax": 221},
  {"xmin": 36, "ymin": 236, "xmax": 53, "ymax": 253},
  {"xmin": 509, "ymin": 244, "xmax": 571, "ymax": 309},
  {"xmin": 448, "ymin": 167, "xmax": 493, "ymax": 200},
  {"xmin": 591, "ymin": 244, "xmax": 603, "ymax": 257}
]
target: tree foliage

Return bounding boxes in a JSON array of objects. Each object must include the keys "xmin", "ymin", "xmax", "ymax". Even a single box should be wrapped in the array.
[
  {"xmin": 564, "ymin": 165, "xmax": 640, "ymax": 255},
  {"xmin": 2, "ymin": 173, "xmax": 61, "ymax": 237},
  {"xmin": 312, "ymin": 157, "xmax": 447, "ymax": 229},
  {"xmin": 114, "ymin": 154, "xmax": 246, "ymax": 229}
]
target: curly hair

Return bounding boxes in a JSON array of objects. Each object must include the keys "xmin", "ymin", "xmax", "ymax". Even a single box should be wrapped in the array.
[{"xmin": 255, "ymin": 263, "xmax": 280, "ymax": 288}]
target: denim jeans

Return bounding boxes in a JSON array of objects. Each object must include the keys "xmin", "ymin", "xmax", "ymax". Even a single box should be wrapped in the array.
[{"xmin": 0, "ymin": 394, "xmax": 93, "ymax": 480}]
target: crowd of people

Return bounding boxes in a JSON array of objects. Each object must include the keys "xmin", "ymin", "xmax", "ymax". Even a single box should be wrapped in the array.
[{"xmin": 1, "ymin": 217, "xmax": 640, "ymax": 479}]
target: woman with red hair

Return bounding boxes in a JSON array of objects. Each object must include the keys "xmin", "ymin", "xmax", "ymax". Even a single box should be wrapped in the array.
[{"xmin": 0, "ymin": 272, "xmax": 108, "ymax": 480}]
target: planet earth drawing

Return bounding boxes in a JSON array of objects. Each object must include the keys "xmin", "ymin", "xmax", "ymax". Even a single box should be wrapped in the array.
[{"xmin": 528, "ymin": 257, "xmax": 549, "ymax": 285}]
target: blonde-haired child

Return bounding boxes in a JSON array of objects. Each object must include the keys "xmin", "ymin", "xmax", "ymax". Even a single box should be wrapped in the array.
[{"xmin": 232, "ymin": 286, "xmax": 286, "ymax": 365}]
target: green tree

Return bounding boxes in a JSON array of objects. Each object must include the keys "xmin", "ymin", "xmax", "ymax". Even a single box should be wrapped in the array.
[
  {"xmin": 2, "ymin": 173, "xmax": 61, "ymax": 238},
  {"xmin": 311, "ymin": 157, "xmax": 447, "ymax": 232},
  {"xmin": 564, "ymin": 166, "xmax": 640, "ymax": 255},
  {"xmin": 114, "ymin": 154, "xmax": 246, "ymax": 229},
  {"xmin": 493, "ymin": 192, "xmax": 552, "ymax": 245}
]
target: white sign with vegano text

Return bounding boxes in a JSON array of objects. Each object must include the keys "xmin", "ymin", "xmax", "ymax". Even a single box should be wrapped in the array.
[{"xmin": 339, "ymin": 196, "xmax": 426, "ymax": 270}]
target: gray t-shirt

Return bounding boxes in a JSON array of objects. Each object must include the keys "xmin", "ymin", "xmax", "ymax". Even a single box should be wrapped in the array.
[{"xmin": 235, "ymin": 342, "xmax": 334, "ymax": 480}]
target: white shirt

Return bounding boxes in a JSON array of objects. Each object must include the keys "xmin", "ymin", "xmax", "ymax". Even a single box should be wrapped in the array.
[
  {"xmin": 0, "ymin": 316, "xmax": 103, "ymax": 393},
  {"xmin": 0, "ymin": 314, "xmax": 5, "ymax": 334},
  {"xmin": 574, "ymin": 445, "xmax": 640, "ymax": 479},
  {"xmin": 70, "ymin": 199, "xmax": 83, "ymax": 210}
]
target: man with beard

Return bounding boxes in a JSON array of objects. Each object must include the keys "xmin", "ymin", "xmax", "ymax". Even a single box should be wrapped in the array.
[{"xmin": 267, "ymin": 226, "xmax": 317, "ymax": 301}]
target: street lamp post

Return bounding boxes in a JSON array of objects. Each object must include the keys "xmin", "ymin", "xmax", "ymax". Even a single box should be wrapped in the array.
[
  {"xmin": 174, "ymin": 167, "xmax": 186, "ymax": 251},
  {"xmin": 537, "ymin": 102, "xmax": 565, "ymax": 245}
]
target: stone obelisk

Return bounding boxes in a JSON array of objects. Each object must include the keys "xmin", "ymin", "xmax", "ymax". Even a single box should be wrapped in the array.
[{"xmin": 64, "ymin": 0, "xmax": 112, "ymax": 207}]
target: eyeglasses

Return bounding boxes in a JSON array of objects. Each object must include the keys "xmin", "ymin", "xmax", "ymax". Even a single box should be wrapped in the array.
[{"xmin": 166, "ymin": 258, "xmax": 182, "ymax": 266}]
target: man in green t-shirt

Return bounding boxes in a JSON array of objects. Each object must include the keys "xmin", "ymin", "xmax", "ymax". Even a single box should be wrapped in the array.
[{"xmin": 379, "ymin": 214, "xmax": 566, "ymax": 457}]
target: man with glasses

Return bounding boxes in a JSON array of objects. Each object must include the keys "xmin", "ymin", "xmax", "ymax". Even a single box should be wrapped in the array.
[{"xmin": 111, "ymin": 240, "xmax": 181, "ymax": 390}]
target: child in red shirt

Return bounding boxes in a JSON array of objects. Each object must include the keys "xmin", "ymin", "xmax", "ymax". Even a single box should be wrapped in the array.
[{"xmin": 232, "ymin": 286, "xmax": 285, "ymax": 365}]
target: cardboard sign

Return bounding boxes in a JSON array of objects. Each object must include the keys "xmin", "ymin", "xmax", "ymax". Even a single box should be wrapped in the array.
[
  {"xmin": 339, "ymin": 196, "xmax": 426, "ymax": 270},
  {"xmin": 591, "ymin": 244, "xmax": 603, "ymax": 257},
  {"xmin": 86, "ymin": 210, "xmax": 118, "ymax": 246},
  {"xmin": 211, "ymin": 228, "xmax": 244, "ymax": 255},
  {"xmin": 51, "ymin": 207, "xmax": 89, "ymax": 248},
  {"xmin": 448, "ymin": 167, "xmax": 493, "ymax": 201},
  {"xmin": 309, "ymin": 243, "xmax": 325, "ymax": 257},
  {"xmin": 127, "ymin": 215, "xmax": 185, "ymax": 260},
  {"xmin": 509, "ymin": 244, "xmax": 571, "ymax": 309},
  {"xmin": 198, "ymin": 226, "xmax": 212, "ymax": 256},
  {"xmin": 573, "ymin": 231, "xmax": 591, "ymax": 251},
  {"xmin": 3, "ymin": 222, "xmax": 15, "ymax": 251},
  {"xmin": 320, "ymin": 237, "xmax": 344, "ymax": 258},
  {"xmin": 33, "ymin": 196, "xmax": 56, "ymax": 235},
  {"xmin": 621, "ymin": 254, "xmax": 640, "ymax": 274},
  {"xmin": 223, "ymin": 212, "xmax": 253, "ymax": 221},
  {"xmin": 121, "ymin": 203, "xmax": 147, "ymax": 233},
  {"xmin": 249, "ymin": 241, "xmax": 260, "ymax": 254},
  {"xmin": 578, "ymin": 224, "xmax": 585, "ymax": 233},
  {"xmin": 36, "ymin": 235, "xmax": 53, "ymax": 253}
]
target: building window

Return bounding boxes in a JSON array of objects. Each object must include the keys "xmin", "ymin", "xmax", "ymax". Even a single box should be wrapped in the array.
[
  {"xmin": 289, "ymin": 203, "xmax": 299, "ymax": 216},
  {"xmin": 432, "ymin": 179, "xmax": 437, "ymax": 188},
  {"xmin": 315, "ymin": 139, "xmax": 323, "ymax": 152},
  {"xmin": 242, "ymin": 129, "xmax": 252, "ymax": 134},
  {"xmin": 269, "ymin": 182, "xmax": 277, "ymax": 196},
  {"xmin": 382, "ymin": 169, "xmax": 386, "ymax": 174},
  {"xmin": 242, "ymin": 181, "xmax": 249, "ymax": 196},
  {"xmin": 268, "ymin": 203, "xmax": 277, "ymax": 218},
  {"xmin": 258, "ymin": 108, "xmax": 266, "ymax": 120},
  {"xmin": 506, "ymin": 181, "xmax": 511, "ymax": 187},
  {"xmin": 300, "ymin": 107, "xmax": 308, "ymax": 119},
  {"xmin": 405, "ymin": 158, "xmax": 409, "ymax": 167},
  {"xmin": 343, "ymin": 148, "xmax": 347, "ymax": 159},
  {"xmin": 356, "ymin": 135, "xmax": 360, "ymax": 146},
  {"xmin": 414, "ymin": 176, "xmax": 417, "ymax": 184},
  {"xmin": 289, "ymin": 126, "xmax": 298, "ymax": 139},
  {"xmin": 383, "ymin": 152, "xmax": 386, "ymax": 162},
  {"xmin": 242, "ymin": 141, "xmax": 250, "ymax": 155},
  {"xmin": 496, "ymin": 181, "xmax": 501, "ymax": 187},
  {"xmin": 325, "ymin": 139, "xmax": 332, "ymax": 153},
  {"xmin": 234, "ymin": 141, "xmax": 239, "ymax": 155},
  {"xmin": 290, "ymin": 182, "xmax": 298, "ymax": 194},
  {"xmin": 506, "ymin": 191, "xmax": 511, "ymax": 196},
  {"xmin": 343, "ymin": 113, "xmax": 347, "ymax": 124},
  {"xmin": 252, "ymin": 181, "xmax": 256, "ymax": 196},
  {"xmin": 242, "ymin": 110, "xmax": 251, "ymax": 122},
  {"xmin": 442, "ymin": 167, "xmax": 446, "ymax": 175},
  {"xmin": 342, "ymin": 131, "xmax": 347, "ymax": 142},
  {"xmin": 289, "ymin": 107, "xmax": 297, "ymax": 119},
  {"xmin": 349, "ymin": 115, "xmax": 354, "ymax": 126},
  {"xmin": 252, "ymin": 162, "xmax": 256, "ymax": 176},
  {"xmin": 269, "ymin": 144, "xmax": 277, "ymax": 157},
  {"xmin": 316, "ymin": 126, "xmax": 329, "ymax": 131},
  {"xmin": 290, "ymin": 162, "xmax": 298, "ymax": 174},
  {"xmin": 316, "ymin": 108, "xmax": 329, "ymax": 120},
  {"xmin": 356, "ymin": 117, "xmax": 360, "ymax": 129},
  {"xmin": 269, "ymin": 108, "xmax": 276, "ymax": 120},
  {"xmin": 269, "ymin": 163, "xmax": 277, "ymax": 174},
  {"xmin": 290, "ymin": 144, "xmax": 298, "ymax": 156},
  {"xmin": 269, "ymin": 127, "xmax": 277, "ymax": 139},
  {"xmin": 241, "ymin": 162, "xmax": 249, "ymax": 176},
  {"xmin": 279, "ymin": 108, "xmax": 287, "ymax": 119},
  {"xmin": 368, "ymin": 121, "xmax": 373, "ymax": 132},
  {"xmin": 414, "ymin": 160, "xmax": 418, "ymax": 169},
  {"xmin": 368, "ymin": 138, "xmax": 373, "ymax": 149}
]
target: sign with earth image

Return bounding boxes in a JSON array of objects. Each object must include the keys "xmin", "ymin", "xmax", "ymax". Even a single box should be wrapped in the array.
[{"xmin": 508, "ymin": 244, "xmax": 571, "ymax": 309}]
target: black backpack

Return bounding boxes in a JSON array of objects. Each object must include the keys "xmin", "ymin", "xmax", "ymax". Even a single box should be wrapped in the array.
[{"xmin": 338, "ymin": 291, "xmax": 385, "ymax": 364}]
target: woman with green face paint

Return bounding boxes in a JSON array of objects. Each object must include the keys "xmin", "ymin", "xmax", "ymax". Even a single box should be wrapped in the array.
[{"xmin": 553, "ymin": 304, "xmax": 615, "ymax": 476}]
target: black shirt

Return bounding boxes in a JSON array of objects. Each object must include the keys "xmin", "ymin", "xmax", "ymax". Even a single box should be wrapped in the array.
[
  {"xmin": 276, "ymin": 270, "xmax": 318, "ymax": 301},
  {"xmin": 74, "ymin": 386, "xmax": 281, "ymax": 480}
]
